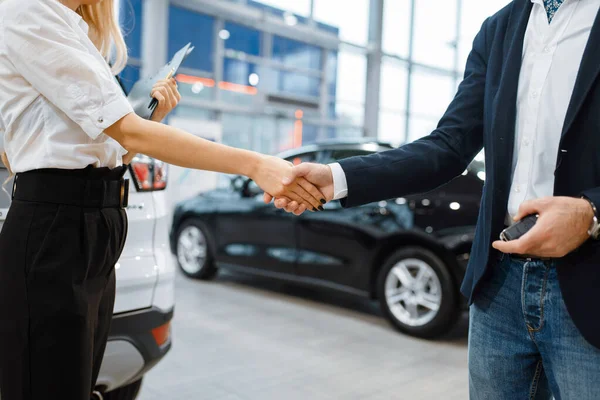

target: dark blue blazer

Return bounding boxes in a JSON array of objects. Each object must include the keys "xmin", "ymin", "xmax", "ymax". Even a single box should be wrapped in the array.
[{"xmin": 339, "ymin": 0, "xmax": 600, "ymax": 348}]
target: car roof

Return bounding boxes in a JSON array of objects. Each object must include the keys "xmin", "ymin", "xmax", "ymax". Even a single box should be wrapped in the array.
[{"xmin": 276, "ymin": 138, "xmax": 394, "ymax": 160}]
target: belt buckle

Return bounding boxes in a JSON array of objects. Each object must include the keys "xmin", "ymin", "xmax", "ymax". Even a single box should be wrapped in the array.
[{"xmin": 120, "ymin": 179, "xmax": 129, "ymax": 209}]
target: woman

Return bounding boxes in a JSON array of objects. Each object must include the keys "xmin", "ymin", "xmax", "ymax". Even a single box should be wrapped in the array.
[{"xmin": 0, "ymin": 0, "xmax": 324, "ymax": 399}]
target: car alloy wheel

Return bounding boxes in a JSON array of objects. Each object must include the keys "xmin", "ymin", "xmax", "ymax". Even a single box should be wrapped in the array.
[
  {"xmin": 384, "ymin": 258, "xmax": 442, "ymax": 327},
  {"xmin": 176, "ymin": 219, "xmax": 218, "ymax": 280},
  {"xmin": 377, "ymin": 246, "xmax": 459, "ymax": 339},
  {"xmin": 177, "ymin": 225, "xmax": 208, "ymax": 275}
]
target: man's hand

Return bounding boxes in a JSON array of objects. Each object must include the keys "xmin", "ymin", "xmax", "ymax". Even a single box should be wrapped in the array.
[
  {"xmin": 492, "ymin": 196, "xmax": 594, "ymax": 258},
  {"xmin": 253, "ymin": 157, "xmax": 326, "ymax": 212},
  {"xmin": 263, "ymin": 163, "xmax": 334, "ymax": 215}
]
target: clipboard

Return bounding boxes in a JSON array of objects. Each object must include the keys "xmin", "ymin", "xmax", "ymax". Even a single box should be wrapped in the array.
[{"xmin": 127, "ymin": 42, "xmax": 194, "ymax": 120}]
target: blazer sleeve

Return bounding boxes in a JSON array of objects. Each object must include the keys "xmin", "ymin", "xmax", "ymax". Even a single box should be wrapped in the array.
[{"xmin": 339, "ymin": 18, "xmax": 491, "ymax": 208}]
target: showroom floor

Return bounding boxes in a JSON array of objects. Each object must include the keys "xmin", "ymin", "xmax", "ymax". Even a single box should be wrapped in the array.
[{"xmin": 138, "ymin": 263, "xmax": 469, "ymax": 400}]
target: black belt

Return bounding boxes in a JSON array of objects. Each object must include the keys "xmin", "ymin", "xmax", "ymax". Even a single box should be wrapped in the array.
[
  {"xmin": 12, "ymin": 170, "xmax": 129, "ymax": 209},
  {"xmin": 508, "ymin": 254, "xmax": 553, "ymax": 262}
]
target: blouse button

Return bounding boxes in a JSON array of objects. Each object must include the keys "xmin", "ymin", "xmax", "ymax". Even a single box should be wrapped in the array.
[{"xmin": 98, "ymin": 117, "xmax": 104, "ymax": 124}]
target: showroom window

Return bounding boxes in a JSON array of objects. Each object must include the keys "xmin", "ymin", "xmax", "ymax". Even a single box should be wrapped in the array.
[
  {"xmin": 378, "ymin": 58, "xmax": 409, "ymax": 144},
  {"xmin": 220, "ymin": 59, "xmax": 260, "ymax": 106},
  {"xmin": 223, "ymin": 59, "xmax": 260, "ymax": 86},
  {"xmin": 379, "ymin": 112, "xmax": 407, "ymax": 145},
  {"xmin": 119, "ymin": 0, "xmax": 142, "ymax": 59},
  {"xmin": 119, "ymin": 0, "xmax": 142, "ymax": 94},
  {"xmin": 380, "ymin": 59, "xmax": 409, "ymax": 113},
  {"xmin": 409, "ymin": 116, "xmax": 438, "ymax": 143},
  {"xmin": 410, "ymin": 68, "xmax": 456, "ymax": 121},
  {"xmin": 274, "ymin": 70, "xmax": 321, "ymax": 98},
  {"xmin": 334, "ymin": 52, "xmax": 367, "ymax": 125},
  {"xmin": 326, "ymin": 51, "xmax": 338, "ymax": 99},
  {"xmin": 272, "ymin": 36, "xmax": 322, "ymax": 70},
  {"xmin": 249, "ymin": 0, "xmax": 312, "ymax": 17},
  {"xmin": 313, "ymin": 0, "xmax": 370, "ymax": 45},
  {"xmin": 412, "ymin": 0, "xmax": 458, "ymax": 70},
  {"xmin": 168, "ymin": 6, "xmax": 215, "ymax": 73},
  {"xmin": 458, "ymin": 0, "xmax": 511, "ymax": 69},
  {"xmin": 224, "ymin": 22, "xmax": 261, "ymax": 56},
  {"xmin": 382, "ymin": 0, "xmax": 411, "ymax": 59}
]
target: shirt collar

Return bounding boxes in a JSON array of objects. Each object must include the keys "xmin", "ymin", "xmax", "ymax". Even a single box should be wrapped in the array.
[
  {"xmin": 530, "ymin": 0, "xmax": 576, "ymax": 3},
  {"xmin": 55, "ymin": 1, "xmax": 90, "ymax": 35}
]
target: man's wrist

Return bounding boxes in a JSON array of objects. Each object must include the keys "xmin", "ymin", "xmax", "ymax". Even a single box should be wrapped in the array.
[
  {"xmin": 328, "ymin": 162, "xmax": 348, "ymax": 200},
  {"xmin": 581, "ymin": 197, "xmax": 599, "ymax": 239}
]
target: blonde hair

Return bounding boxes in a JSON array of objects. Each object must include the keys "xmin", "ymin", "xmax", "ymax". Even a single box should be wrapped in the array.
[
  {"xmin": 77, "ymin": 1, "xmax": 128, "ymax": 75},
  {"xmin": 1, "ymin": 0, "xmax": 128, "ymax": 176}
]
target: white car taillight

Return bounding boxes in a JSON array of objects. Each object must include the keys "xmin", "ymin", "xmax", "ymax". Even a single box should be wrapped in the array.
[{"xmin": 130, "ymin": 155, "xmax": 168, "ymax": 192}]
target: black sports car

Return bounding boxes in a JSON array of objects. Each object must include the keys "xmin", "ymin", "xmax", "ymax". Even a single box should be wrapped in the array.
[{"xmin": 169, "ymin": 139, "xmax": 485, "ymax": 338}]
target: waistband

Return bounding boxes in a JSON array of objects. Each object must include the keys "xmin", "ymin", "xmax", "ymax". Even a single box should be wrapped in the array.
[
  {"xmin": 507, "ymin": 253, "xmax": 554, "ymax": 263},
  {"xmin": 12, "ymin": 166, "xmax": 129, "ymax": 209},
  {"xmin": 17, "ymin": 165, "xmax": 128, "ymax": 180}
]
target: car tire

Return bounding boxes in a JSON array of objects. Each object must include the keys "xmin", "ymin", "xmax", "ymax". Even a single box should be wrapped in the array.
[
  {"xmin": 103, "ymin": 378, "xmax": 142, "ymax": 400},
  {"xmin": 175, "ymin": 219, "xmax": 218, "ymax": 280},
  {"xmin": 377, "ymin": 246, "xmax": 459, "ymax": 339}
]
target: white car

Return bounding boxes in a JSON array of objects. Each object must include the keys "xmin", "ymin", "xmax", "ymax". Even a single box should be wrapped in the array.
[{"xmin": 0, "ymin": 155, "xmax": 175, "ymax": 399}]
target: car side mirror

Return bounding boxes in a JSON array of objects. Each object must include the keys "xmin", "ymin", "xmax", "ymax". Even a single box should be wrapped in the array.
[{"xmin": 242, "ymin": 178, "xmax": 262, "ymax": 198}]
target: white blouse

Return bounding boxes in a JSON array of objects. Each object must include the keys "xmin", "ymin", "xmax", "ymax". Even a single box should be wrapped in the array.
[{"xmin": 0, "ymin": 0, "xmax": 134, "ymax": 173}]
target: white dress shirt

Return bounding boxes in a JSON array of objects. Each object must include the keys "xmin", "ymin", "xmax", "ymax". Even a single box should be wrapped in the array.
[
  {"xmin": 331, "ymin": 0, "xmax": 600, "ymax": 221},
  {"xmin": 0, "ymin": 0, "xmax": 133, "ymax": 173}
]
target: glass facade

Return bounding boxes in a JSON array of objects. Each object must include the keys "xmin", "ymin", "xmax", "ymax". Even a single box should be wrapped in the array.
[{"xmin": 119, "ymin": 0, "xmax": 511, "ymax": 153}]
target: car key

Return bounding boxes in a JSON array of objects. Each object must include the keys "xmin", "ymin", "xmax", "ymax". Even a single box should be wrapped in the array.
[{"xmin": 500, "ymin": 214, "xmax": 538, "ymax": 241}]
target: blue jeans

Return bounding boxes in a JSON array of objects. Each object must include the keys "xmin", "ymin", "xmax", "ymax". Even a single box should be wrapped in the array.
[{"xmin": 469, "ymin": 254, "xmax": 600, "ymax": 399}]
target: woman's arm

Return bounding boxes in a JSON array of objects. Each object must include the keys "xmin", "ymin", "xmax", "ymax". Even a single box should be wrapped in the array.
[
  {"xmin": 106, "ymin": 113, "xmax": 326, "ymax": 210},
  {"xmin": 122, "ymin": 78, "xmax": 181, "ymax": 165}
]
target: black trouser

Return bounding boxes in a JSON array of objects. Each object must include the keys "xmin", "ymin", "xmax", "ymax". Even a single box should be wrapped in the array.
[{"xmin": 0, "ymin": 166, "xmax": 128, "ymax": 400}]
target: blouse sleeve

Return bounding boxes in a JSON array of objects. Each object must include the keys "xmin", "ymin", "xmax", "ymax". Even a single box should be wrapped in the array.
[{"xmin": 2, "ymin": 1, "xmax": 133, "ymax": 140}]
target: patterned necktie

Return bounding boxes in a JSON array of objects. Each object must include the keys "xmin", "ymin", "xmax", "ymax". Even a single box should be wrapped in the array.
[{"xmin": 543, "ymin": 0, "xmax": 565, "ymax": 23}]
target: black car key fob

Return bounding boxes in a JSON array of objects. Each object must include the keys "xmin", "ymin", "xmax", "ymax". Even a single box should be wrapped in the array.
[{"xmin": 500, "ymin": 214, "xmax": 538, "ymax": 241}]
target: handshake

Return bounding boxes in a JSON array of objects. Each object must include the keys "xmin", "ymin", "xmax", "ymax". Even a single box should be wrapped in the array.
[{"xmin": 252, "ymin": 156, "xmax": 335, "ymax": 215}]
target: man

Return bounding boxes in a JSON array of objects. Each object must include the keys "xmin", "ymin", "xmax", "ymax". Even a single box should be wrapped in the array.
[{"xmin": 266, "ymin": 0, "xmax": 600, "ymax": 398}]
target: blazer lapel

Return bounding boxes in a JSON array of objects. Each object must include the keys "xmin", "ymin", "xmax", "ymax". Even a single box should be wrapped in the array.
[
  {"xmin": 492, "ymin": 1, "xmax": 533, "ymax": 184},
  {"xmin": 561, "ymin": 7, "xmax": 600, "ymax": 139}
]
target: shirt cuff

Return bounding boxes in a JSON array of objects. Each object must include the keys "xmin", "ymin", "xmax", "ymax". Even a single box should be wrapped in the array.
[
  {"xmin": 328, "ymin": 162, "xmax": 348, "ymax": 200},
  {"xmin": 81, "ymin": 95, "xmax": 134, "ymax": 140}
]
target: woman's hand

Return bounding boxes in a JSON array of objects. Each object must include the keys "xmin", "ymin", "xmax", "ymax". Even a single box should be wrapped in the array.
[
  {"xmin": 252, "ymin": 156, "xmax": 326, "ymax": 212},
  {"xmin": 122, "ymin": 78, "xmax": 181, "ymax": 165},
  {"xmin": 150, "ymin": 78, "xmax": 181, "ymax": 123}
]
